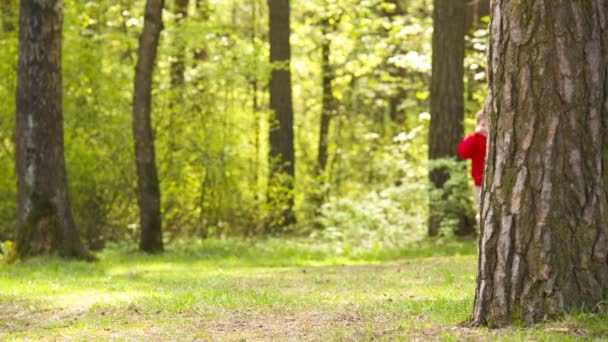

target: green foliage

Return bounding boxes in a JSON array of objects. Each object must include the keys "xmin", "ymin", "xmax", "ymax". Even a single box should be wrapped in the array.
[
  {"xmin": 0, "ymin": 4, "xmax": 17, "ymax": 242},
  {"xmin": 314, "ymin": 184, "xmax": 427, "ymax": 255},
  {"xmin": 0, "ymin": 240, "xmax": 16, "ymax": 263},
  {"xmin": 428, "ymin": 158, "xmax": 476, "ymax": 236},
  {"xmin": 0, "ymin": 0, "xmax": 489, "ymax": 245},
  {"xmin": 308, "ymin": 126, "xmax": 430, "ymax": 253}
]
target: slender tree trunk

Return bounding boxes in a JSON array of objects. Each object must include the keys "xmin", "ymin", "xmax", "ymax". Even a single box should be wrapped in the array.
[
  {"xmin": 316, "ymin": 17, "xmax": 333, "ymax": 179},
  {"xmin": 15, "ymin": 0, "xmax": 92, "ymax": 260},
  {"xmin": 473, "ymin": 0, "xmax": 608, "ymax": 327},
  {"xmin": 428, "ymin": 0, "xmax": 472, "ymax": 237},
  {"xmin": 267, "ymin": 0, "xmax": 296, "ymax": 231},
  {"xmin": 311, "ymin": 14, "xmax": 336, "ymax": 211},
  {"xmin": 381, "ymin": 0, "xmax": 407, "ymax": 128},
  {"xmin": 250, "ymin": 0, "xmax": 261, "ymax": 206},
  {"xmin": 132, "ymin": 0, "xmax": 164, "ymax": 253},
  {"xmin": 170, "ymin": 0, "xmax": 188, "ymax": 89}
]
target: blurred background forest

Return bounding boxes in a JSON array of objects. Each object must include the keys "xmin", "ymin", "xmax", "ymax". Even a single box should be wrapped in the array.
[{"xmin": 0, "ymin": 0, "xmax": 488, "ymax": 254}]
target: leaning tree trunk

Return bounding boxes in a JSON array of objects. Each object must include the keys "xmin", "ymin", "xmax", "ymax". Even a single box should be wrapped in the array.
[
  {"xmin": 132, "ymin": 0, "xmax": 164, "ymax": 253},
  {"xmin": 15, "ymin": 0, "xmax": 92, "ymax": 260},
  {"xmin": 267, "ymin": 0, "xmax": 296, "ymax": 232},
  {"xmin": 428, "ymin": 0, "xmax": 473, "ymax": 236},
  {"xmin": 473, "ymin": 0, "xmax": 608, "ymax": 327}
]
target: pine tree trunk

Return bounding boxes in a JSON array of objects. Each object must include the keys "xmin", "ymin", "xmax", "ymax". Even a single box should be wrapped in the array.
[
  {"xmin": 428, "ymin": 0, "xmax": 472, "ymax": 236},
  {"xmin": 267, "ymin": 0, "xmax": 296, "ymax": 231},
  {"xmin": 15, "ymin": 0, "xmax": 92, "ymax": 260},
  {"xmin": 473, "ymin": 0, "xmax": 608, "ymax": 327},
  {"xmin": 133, "ymin": 0, "xmax": 164, "ymax": 253}
]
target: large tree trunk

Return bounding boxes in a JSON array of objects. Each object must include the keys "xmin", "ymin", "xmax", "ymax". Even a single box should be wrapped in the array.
[
  {"xmin": 15, "ymin": 0, "xmax": 92, "ymax": 260},
  {"xmin": 267, "ymin": 0, "xmax": 296, "ymax": 231},
  {"xmin": 132, "ymin": 0, "xmax": 164, "ymax": 253},
  {"xmin": 473, "ymin": 1, "xmax": 608, "ymax": 327},
  {"xmin": 428, "ymin": 0, "xmax": 473, "ymax": 236}
]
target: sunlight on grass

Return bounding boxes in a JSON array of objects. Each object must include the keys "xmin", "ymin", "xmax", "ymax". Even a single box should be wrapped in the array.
[{"xmin": 1, "ymin": 239, "xmax": 607, "ymax": 341}]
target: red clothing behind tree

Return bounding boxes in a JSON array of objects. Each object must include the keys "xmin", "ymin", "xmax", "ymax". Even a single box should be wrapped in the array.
[{"xmin": 457, "ymin": 132, "xmax": 487, "ymax": 186}]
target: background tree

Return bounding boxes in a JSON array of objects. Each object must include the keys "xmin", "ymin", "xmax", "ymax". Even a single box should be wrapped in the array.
[
  {"xmin": 14, "ymin": 0, "xmax": 92, "ymax": 260},
  {"xmin": 427, "ymin": 0, "xmax": 473, "ymax": 237},
  {"xmin": 170, "ymin": 0, "xmax": 189, "ymax": 90},
  {"xmin": 132, "ymin": 0, "xmax": 165, "ymax": 253},
  {"xmin": 312, "ymin": 0, "xmax": 340, "ymax": 209},
  {"xmin": 267, "ymin": 0, "xmax": 296, "ymax": 231},
  {"xmin": 473, "ymin": 0, "xmax": 608, "ymax": 327}
]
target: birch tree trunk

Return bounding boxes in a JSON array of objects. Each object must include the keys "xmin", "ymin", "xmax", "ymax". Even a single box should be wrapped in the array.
[
  {"xmin": 133, "ymin": 0, "xmax": 164, "ymax": 253},
  {"xmin": 15, "ymin": 0, "xmax": 92, "ymax": 260},
  {"xmin": 473, "ymin": 0, "xmax": 608, "ymax": 327}
]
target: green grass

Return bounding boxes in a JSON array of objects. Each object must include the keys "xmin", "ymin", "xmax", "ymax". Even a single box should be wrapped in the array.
[{"xmin": 1, "ymin": 238, "xmax": 607, "ymax": 341}]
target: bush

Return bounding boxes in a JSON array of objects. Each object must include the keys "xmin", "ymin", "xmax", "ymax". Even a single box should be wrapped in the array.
[
  {"xmin": 428, "ymin": 158, "xmax": 476, "ymax": 236},
  {"xmin": 313, "ymin": 181, "xmax": 427, "ymax": 255}
]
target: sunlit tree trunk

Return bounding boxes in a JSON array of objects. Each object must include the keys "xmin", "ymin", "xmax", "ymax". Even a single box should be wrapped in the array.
[
  {"xmin": 132, "ymin": 0, "xmax": 164, "ymax": 253},
  {"xmin": 428, "ymin": 0, "xmax": 472, "ymax": 236},
  {"xmin": 473, "ymin": 0, "xmax": 608, "ymax": 327},
  {"xmin": 267, "ymin": 0, "xmax": 296, "ymax": 231},
  {"xmin": 15, "ymin": 0, "xmax": 92, "ymax": 260}
]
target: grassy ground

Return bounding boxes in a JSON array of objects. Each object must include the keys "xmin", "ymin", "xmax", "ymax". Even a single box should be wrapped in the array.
[{"xmin": 1, "ymin": 239, "xmax": 607, "ymax": 341}]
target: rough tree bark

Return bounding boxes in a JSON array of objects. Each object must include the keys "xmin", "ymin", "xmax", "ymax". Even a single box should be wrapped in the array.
[
  {"xmin": 132, "ymin": 0, "xmax": 164, "ymax": 253},
  {"xmin": 428, "ymin": 0, "xmax": 473, "ymax": 236},
  {"xmin": 15, "ymin": 0, "xmax": 92, "ymax": 260},
  {"xmin": 473, "ymin": 0, "xmax": 608, "ymax": 327},
  {"xmin": 267, "ymin": 0, "xmax": 296, "ymax": 231}
]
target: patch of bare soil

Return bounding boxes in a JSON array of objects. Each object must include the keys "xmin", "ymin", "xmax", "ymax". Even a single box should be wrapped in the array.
[{"xmin": 201, "ymin": 308, "xmax": 370, "ymax": 341}]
